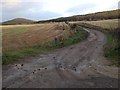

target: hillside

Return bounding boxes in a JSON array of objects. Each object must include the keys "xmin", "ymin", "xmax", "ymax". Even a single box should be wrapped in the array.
[
  {"xmin": 2, "ymin": 18, "xmax": 35, "ymax": 25},
  {"xmin": 36, "ymin": 9, "xmax": 120, "ymax": 23}
]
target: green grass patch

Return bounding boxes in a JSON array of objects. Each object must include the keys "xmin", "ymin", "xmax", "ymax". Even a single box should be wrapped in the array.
[
  {"xmin": 2, "ymin": 26, "xmax": 88, "ymax": 65},
  {"xmin": 63, "ymin": 29, "xmax": 88, "ymax": 46},
  {"xmin": 2, "ymin": 45, "xmax": 53, "ymax": 65},
  {"xmin": 104, "ymin": 32, "xmax": 119, "ymax": 66}
]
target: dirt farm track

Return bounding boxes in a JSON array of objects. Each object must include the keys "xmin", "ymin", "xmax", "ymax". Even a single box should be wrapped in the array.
[{"xmin": 3, "ymin": 27, "xmax": 118, "ymax": 88}]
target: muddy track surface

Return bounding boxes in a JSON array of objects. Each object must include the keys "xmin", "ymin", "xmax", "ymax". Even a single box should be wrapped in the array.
[{"xmin": 3, "ymin": 28, "xmax": 118, "ymax": 88}]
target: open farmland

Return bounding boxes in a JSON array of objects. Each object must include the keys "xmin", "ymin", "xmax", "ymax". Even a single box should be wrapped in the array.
[
  {"xmin": 82, "ymin": 19, "xmax": 118, "ymax": 29},
  {"xmin": 2, "ymin": 22, "xmax": 71, "ymax": 52},
  {"xmin": 71, "ymin": 19, "xmax": 118, "ymax": 29},
  {"xmin": 2, "ymin": 22, "xmax": 88, "ymax": 64},
  {"xmin": 2, "ymin": 22, "xmax": 72, "ymax": 64},
  {"xmin": 3, "ymin": 22, "xmax": 118, "ymax": 88},
  {"xmin": 2, "ymin": 8, "xmax": 119, "ymax": 88}
]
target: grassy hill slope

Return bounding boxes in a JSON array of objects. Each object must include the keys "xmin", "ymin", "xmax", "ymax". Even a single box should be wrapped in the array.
[{"xmin": 2, "ymin": 18, "xmax": 35, "ymax": 25}]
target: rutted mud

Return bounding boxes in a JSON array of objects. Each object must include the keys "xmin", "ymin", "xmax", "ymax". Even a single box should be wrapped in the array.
[{"xmin": 2, "ymin": 28, "xmax": 118, "ymax": 88}]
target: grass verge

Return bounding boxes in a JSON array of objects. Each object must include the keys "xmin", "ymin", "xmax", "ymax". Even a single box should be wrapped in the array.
[{"xmin": 2, "ymin": 26, "xmax": 88, "ymax": 65}]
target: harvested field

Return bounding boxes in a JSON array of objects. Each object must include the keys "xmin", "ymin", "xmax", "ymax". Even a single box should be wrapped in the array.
[
  {"xmin": 70, "ymin": 19, "xmax": 118, "ymax": 29},
  {"xmin": 2, "ymin": 22, "xmax": 71, "ymax": 52},
  {"xmin": 82, "ymin": 19, "xmax": 118, "ymax": 29}
]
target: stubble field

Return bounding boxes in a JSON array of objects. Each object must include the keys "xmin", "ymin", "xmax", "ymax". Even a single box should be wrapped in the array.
[{"xmin": 2, "ymin": 22, "xmax": 71, "ymax": 52}]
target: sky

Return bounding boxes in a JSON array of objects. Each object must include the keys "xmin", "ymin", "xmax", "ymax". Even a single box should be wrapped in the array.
[{"xmin": 0, "ymin": 0, "xmax": 119, "ymax": 22}]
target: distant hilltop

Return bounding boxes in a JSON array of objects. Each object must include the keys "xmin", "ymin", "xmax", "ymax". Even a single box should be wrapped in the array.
[{"xmin": 2, "ymin": 18, "xmax": 35, "ymax": 25}]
